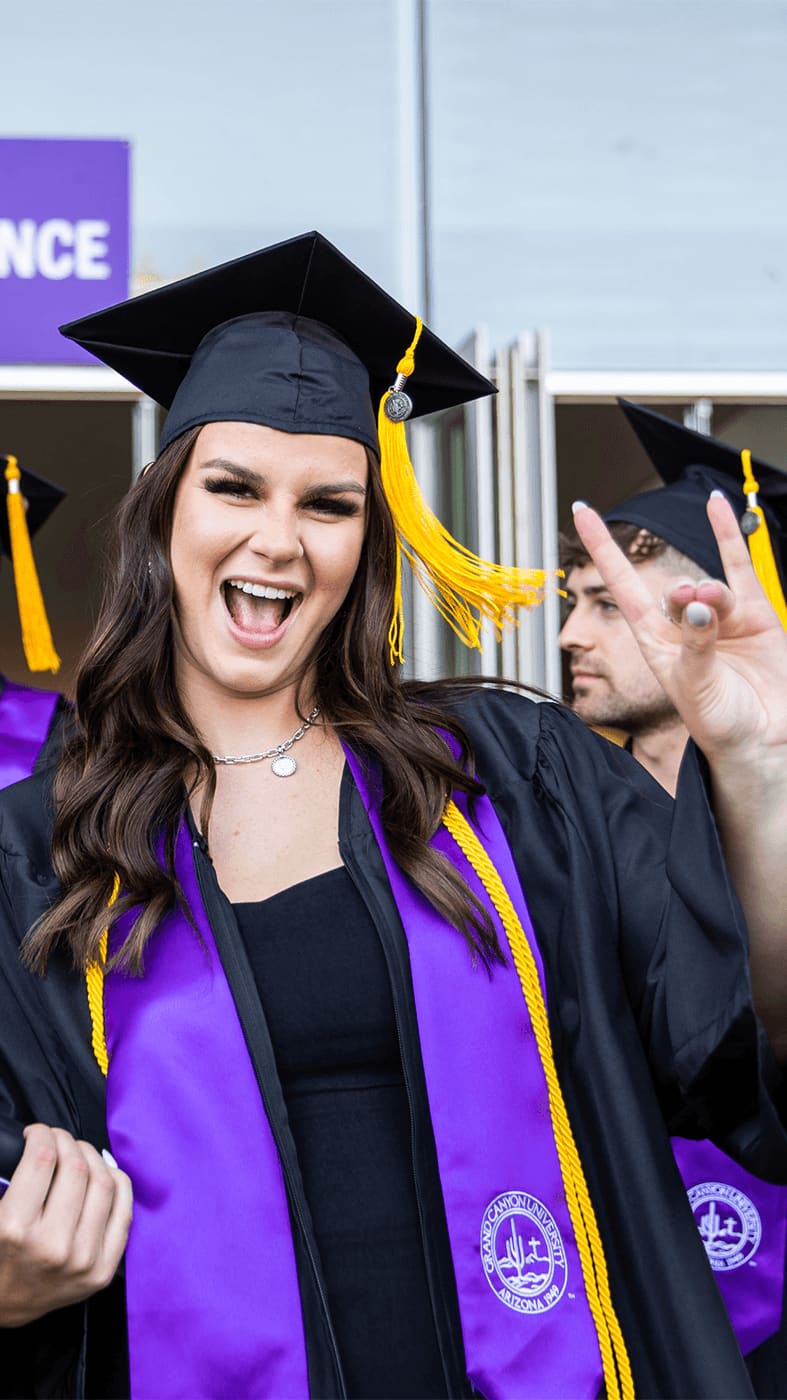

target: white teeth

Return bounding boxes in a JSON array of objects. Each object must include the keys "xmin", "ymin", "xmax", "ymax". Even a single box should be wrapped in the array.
[{"xmin": 227, "ymin": 579, "xmax": 296, "ymax": 600}]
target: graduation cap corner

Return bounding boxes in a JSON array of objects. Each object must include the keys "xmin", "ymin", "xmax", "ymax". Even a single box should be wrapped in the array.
[{"xmin": 610, "ymin": 400, "xmax": 787, "ymax": 630}]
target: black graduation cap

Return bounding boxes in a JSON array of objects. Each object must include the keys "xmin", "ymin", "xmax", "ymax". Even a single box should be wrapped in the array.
[
  {"xmin": 1, "ymin": 454, "xmax": 64, "ymax": 672},
  {"xmin": 0, "ymin": 456, "xmax": 65, "ymax": 561},
  {"xmin": 607, "ymin": 399, "xmax": 787, "ymax": 585},
  {"xmin": 59, "ymin": 230, "xmax": 494, "ymax": 454}
]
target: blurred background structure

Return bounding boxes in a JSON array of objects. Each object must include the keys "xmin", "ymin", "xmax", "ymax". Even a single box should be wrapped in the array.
[{"xmin": 3, "ymin": 0, "xmax": 787, "ymax": 692}]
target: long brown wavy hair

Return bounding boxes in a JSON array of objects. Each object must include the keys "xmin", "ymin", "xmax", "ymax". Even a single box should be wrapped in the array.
[{"xmin": 26, "ymin": 427, "xmax": 502, "ymax": 974}]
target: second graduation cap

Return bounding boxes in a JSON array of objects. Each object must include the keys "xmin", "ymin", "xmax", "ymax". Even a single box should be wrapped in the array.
[
  {"xmin": 607, "ymin": 400, "xmax": 787, "ymax": 625},
  {"xmin": 2, "ymin": 455, "xmax": 63, "ymax": 673},
  {"xmin": 60, "ymin": 230, "xmax": 550, "ymax": 658}
]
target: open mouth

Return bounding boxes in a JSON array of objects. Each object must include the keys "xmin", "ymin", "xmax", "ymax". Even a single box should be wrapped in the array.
[{"xmin": 222, "ymin": 579, "xmax": 301, "ymax": 639}]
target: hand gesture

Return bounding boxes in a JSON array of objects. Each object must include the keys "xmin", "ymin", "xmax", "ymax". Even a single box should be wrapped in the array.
[
  {"xmin": 0, "ymin": 1123, "xmax": 132, "ymax": 1327},
  {"xmin": 572, "ymin": 492, "xmax": 787, "ymax": 767}
]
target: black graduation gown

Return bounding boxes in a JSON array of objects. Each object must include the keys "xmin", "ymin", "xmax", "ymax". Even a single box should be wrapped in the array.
[{"xmin": 0, "ymin": 689, "xmax": 785, "ymax": 1399}]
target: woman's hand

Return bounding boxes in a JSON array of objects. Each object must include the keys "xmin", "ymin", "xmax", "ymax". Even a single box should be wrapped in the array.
[
  {"xmin": 0, "ymin": 1123, "xmax": 133, "ymax": 1328},
  {"xmin": 572, "ymin": 491, "xmax": 787, "ymax": 767}
]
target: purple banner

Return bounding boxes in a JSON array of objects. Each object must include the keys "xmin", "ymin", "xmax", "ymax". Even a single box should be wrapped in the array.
[{"xmin": 0, "ymin": 138, "xmax": 129, "ymax": 364}]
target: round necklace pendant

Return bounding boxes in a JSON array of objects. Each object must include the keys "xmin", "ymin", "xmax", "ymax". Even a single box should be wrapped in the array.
[{"xmin": 271, "ymin": 754, "xmax": 297, "ymax": 778}]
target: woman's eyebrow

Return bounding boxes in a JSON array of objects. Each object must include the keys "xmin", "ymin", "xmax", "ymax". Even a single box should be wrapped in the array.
[
  {"xmin": 196, "ymin": 460, "xmax": 366, "ymax": 496},
  {"xmin": 197, "ymin": 459, "xmax": 263, "ymax": 485},
  {"xmin": 303, "ymin": 481, "xmax": 367, "ymax": 496}
]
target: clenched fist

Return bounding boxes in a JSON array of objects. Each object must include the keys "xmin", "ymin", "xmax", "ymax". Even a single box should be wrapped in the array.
[{"xmin": 0, "ymin": 1123, "xmax": 133, "ymax": 1327}]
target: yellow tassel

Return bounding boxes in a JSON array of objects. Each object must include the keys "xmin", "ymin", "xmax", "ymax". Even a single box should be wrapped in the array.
[
  {"xmin": 3, "ymin": 456, "xmax": 60, "ymax": 673},
  {"xmin": 378, "ymin": 319, "xmax": 552, "ymax": 664},
  {"xmin": 740, "ymin": 451, "xmax": 787, "ymax": 630}
]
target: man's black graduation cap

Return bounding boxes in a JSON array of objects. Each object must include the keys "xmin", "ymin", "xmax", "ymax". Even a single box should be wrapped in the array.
[
  {"xmin": 59, "ymin": 230, "xmax": 493, "ymax": 453},
  {"xmin": 607, "ymin": 400, "xmax": 787, "ymax": 591},
  {"xmin": 59, "ymin": 230, "xmax": 550, "ymax": 660}
]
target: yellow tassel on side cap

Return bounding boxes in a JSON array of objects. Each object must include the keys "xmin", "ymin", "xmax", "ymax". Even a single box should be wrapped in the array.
[
  {"xmin": 3, "ymin": 456, "xmax": 60, "ymax": 673},
  {"xmin": 378, "ymin": 318, "xmax": 553, "ymax": 664},
  {"xmin": 740, "ymin": 450, "xmax": 787, "ymax": 630}
]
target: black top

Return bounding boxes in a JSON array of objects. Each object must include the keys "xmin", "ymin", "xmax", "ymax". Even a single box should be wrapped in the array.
[{"xmin": 234, "ymin": 867, "xmax": 453, "ymax": 1400}]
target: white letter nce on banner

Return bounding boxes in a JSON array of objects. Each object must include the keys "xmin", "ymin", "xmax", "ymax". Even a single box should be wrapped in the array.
[{"xmin": 0, "ymin": 218, "xmax": 111, "ymax": 280}]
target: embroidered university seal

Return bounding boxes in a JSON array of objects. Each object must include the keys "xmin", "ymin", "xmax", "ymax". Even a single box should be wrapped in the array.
[
  {"xmin": 480, "ymin": 1191, "xmax": 568, "ymax": 1314},
  {"xmin": 688, "ymin": 1181, "xmax": 762, "ymax": 1272}
]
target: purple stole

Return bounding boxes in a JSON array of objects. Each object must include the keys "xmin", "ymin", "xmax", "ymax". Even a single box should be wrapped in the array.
[
  {"xmin": 0, "ymin": 678, "xmax": 58, "ymax": 788},
  {"xmin": 672, "ymin": 1136, "xmax": 786, "ymax": 1355},
  {"xmin": 104, "ymin": 764, "xmax": 605, "ymax": 1399},
  {"xmin": 104, "ymin": 821, "xmax": 309, "ymax": 1400}
]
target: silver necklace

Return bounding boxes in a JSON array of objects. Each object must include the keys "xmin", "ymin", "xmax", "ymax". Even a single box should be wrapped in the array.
[{"xmin": 211, "ymin": 706, "xmax": 320, "ymax": 777}]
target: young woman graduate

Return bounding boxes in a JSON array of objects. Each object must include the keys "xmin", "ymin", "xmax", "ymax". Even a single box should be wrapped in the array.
[
  {"xmin": 0, "ymin": 231, "xmax": 786, "ymax": 1400},
  {"xmin": 0, "ymin": 454, "xmax": 67, "ymax": 787}
]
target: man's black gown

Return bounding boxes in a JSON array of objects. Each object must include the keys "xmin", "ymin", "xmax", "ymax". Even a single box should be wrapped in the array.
[{"xmin": 0, "ymin": 690, "xmax": 785, "ymax": 1398}]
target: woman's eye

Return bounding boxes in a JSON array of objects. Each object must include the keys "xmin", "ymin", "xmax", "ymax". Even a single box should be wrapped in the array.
[
  {"xmin": 204, "ymin": 477, "xmax": 256, "ymax": 499},
  {"xmin": 304, "ymin": 496, "xmax": 361, "ymax": 517},
  {"xmin": 599, "ymin": 599, "xmax": 619, "ymax": 615}
]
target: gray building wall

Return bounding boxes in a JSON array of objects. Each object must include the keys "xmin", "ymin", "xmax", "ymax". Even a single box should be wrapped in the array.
[{"xmin": 4, "ymin": 0, "xmax": 787, "ymax": 370}]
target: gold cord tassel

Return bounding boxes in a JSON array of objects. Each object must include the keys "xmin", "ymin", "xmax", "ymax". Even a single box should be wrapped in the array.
[
  {"xmin": 4, "ymin": 456, "xmax": 60, "ymax": 673},
  {"xmin": 378, "ymin": 319, "xmax": 551, "ymax": 664},
  {"xmin": 740, "ymin": 451, "xmax": 787, "ymax": 630},
  {"xmin": 85, "ymin": 874, "xmax": 120, "ymax": 1077}
]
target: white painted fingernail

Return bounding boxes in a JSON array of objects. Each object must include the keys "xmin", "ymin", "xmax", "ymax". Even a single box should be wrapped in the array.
[
  {"xmin": 686, "ymin": 601, "xmax": 712, "ymax": 627},
  {"xmin": 102, "ymin": 1148, "xmax": 119, "ymax": 1170},
  {"xmin": 571, "ymin": 499, "xmax": 590, "ymax": 515},
  {"xmin": 709, "ymin": 489, "xmax": 726, "ymax": 501}
]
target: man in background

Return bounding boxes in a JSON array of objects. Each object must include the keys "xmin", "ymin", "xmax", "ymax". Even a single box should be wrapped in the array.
[
  {"xmin": 559, "ymin": 400, "xmax": 787, "ymax": 1396},
  {"xmin": 0, "ymin": 452, "xmax": 67, "ymax": 787},
  {"xmin": 559, "ymin": 516, "xmax": 700, "ymax": 795}
]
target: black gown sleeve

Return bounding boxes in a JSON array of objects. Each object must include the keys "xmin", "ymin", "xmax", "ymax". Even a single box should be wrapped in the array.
[
  {"xmin": 0, "ymin": 775, "xmax": 128, "ymax": 1400},
  {"xmin": 536, "ymin": 701, "xmax": 787, "ymax": 1182},
  {"xmin": 0, "ymin": 953, "xmax": 89, "ymax": 1399}
]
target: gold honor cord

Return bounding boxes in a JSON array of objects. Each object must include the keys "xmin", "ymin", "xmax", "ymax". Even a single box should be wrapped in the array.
[
  {"xmin": 441, "ymin": 800, "xmax": 634, "ymax": 1400},
  {"xmin": 86, "ymin": 829, "xmax": 633, "ymax": 1397},
  {"xmin": 85, "ymin": 875, "xmax": 119, "ymax": 1078}
]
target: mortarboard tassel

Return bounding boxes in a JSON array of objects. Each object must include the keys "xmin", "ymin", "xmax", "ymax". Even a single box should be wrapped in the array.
[
  {"xmin": 378, "ymin": 317, "xmax": 551, "ymax": 664},
  {"xmin": 4, "ymin": 456, "xmax": 61, "ymax": 673},
  {"xmin": 739, "ymin": 450, "xmax": 787, "ymax": 630}
]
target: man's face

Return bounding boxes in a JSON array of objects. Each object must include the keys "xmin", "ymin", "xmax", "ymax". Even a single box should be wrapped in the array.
[{"xmin": 559, "ymin": 559, "xmax": 678, "ymax": 734}]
